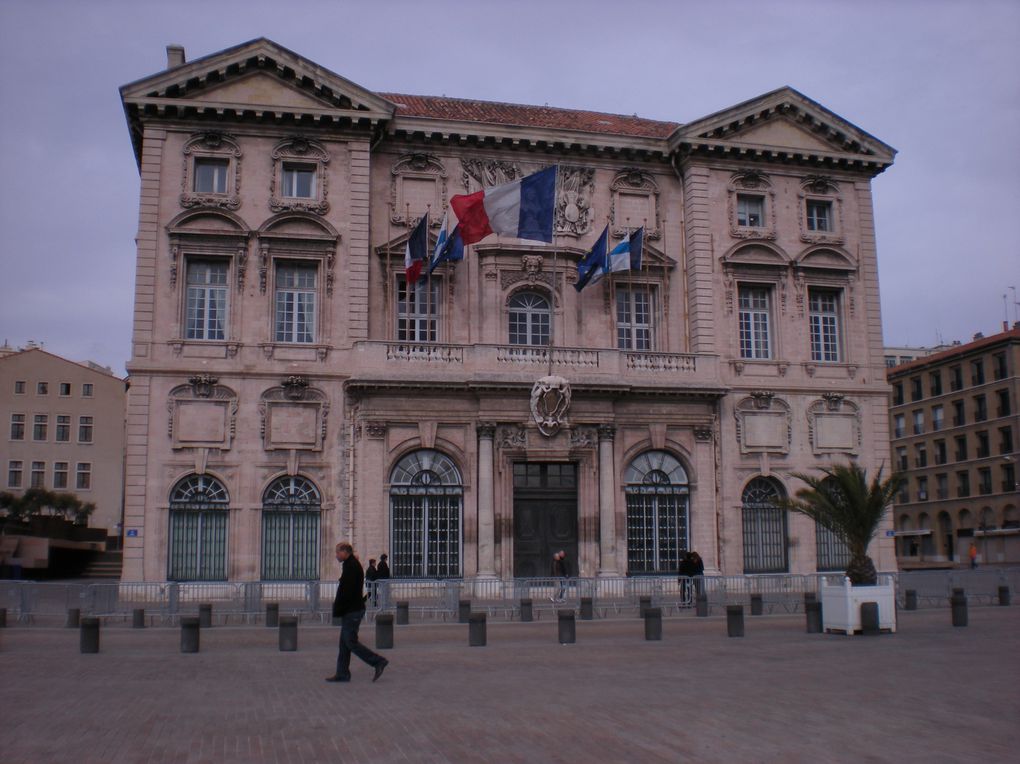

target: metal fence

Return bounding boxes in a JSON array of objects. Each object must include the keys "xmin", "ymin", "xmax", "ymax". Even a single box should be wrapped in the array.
[{"xmin": 0, "ymin": 569, "xmax": 1016, "ymax": 624}]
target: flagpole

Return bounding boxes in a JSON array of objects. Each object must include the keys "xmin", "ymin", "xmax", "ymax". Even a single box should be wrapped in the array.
[
  {"xmin": 548, "ymin": 246, "xmax": 557, "ymax": 376},
  {"xmin": 643, "ymin": 216, "xmax": 650, "ymax": 352},
  {"xmin": 425, "ymin": 204, "xmax": 432, "ymax": 344}
]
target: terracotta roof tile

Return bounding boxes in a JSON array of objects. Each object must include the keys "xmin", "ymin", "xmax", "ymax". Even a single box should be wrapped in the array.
[
  {"xmin": 379, "ymin": 93, "xmax": 680, "ymax": 139},
  {"xmin": 887, "ymin": 328, "xmax": 1020, "ymax": 377}
]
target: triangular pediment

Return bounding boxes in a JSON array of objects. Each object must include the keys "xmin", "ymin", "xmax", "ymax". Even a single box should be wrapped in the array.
[{"xmin": 186, "ymin": 71, "xmax": 337, "ymax": 112}]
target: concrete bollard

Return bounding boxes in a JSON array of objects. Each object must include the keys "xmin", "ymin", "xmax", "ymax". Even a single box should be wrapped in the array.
[
  {"xmin": 279, "ymin": 616, "xmax": 298, "ymax": 651},
  {"xmin": 904, "ymin": 590, "xmax": 918, "ymax": 610},
  {"xmin": 951, "ymin": 591, "xmax": 968, "ymax": 627},
  {"xmin": 519, "ymin": 598, "xmax": 533, "ymax": 622},
  {"xmin": 726, "ymin": 605, "xmax": 744, "ymax": 637},
  {"xmin": 180, "ymin": 617, "xmax": 200, "ymax": 653},
  {"xmin": 644, "ymin": 606, "xmax": 662, "ymax": 641},
  {"xmin": 750, "ymin": 594, "xmax": 763, "ymax": 616},
  {"xmin": 695, "ymin": 594, "xmax": 708, "ymax": 617},
  {"xmin": 580, "ymin": 597, "xmax": 594, "ymax": 621},
  {"xmin": 861, "ymin": 602, "xmax": 880, "ymax": 635},
  {"xmin": 805, "ymin": 601, "xmax": 823, "ymax": 633},
  {"xmin": 638, "ymin": 595, "xmax": 652, "ymax": 617},
  {"xmin": 0, "ymin": 607, "xmax": 7, "ymax": 628},
  {"xmin": 132, "ymin": 608, "xmax": 146, "ymax": 629},
  {"xmin": 79, "ymin": 617, "xmax": 100, "ymax": 654},
  {"xmin": 66, "ymin": 608, "xmax": 80, "ymax": 628},
  {"xmin": 557, "ymin": 609, "xmax": 576, "ymax": 644},
  {"xmin": 458, "ymin": 599, "xmax": 471, "ymax": 624},
  {"xmin": 266, "ymin": 603, "xmax": 280, "ymax": 627},
  {"xmin": 198, "ymin": 603, "xmax": 212, "ymax": 628},
  {"xmin": 469, "ymin": 612, "xmax": 487, "ymax": 647},
  {"xmin": 998, "ymin": 585, "xmax": 1011, "ymax": 606},
  {"xmin": 396, "ymin": 601, "xmax": 409, "ymax": 625},
  {"xmin": 375, "ymin": 613, "xmax": 394, "ymax": 649}
]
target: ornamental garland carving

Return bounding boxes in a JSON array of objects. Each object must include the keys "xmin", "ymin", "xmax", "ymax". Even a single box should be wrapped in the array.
[
  {"xmin": 258, "ymin": 382, "xmax": 330, "ymax": 452},
  {"xmin": 497, "ymin": 425, "xmax": 527, "ymax": 450},
  {"xmin": 734, "ymin": 394, "xmax": 792, "ymax": 456},
  {"xmin": 180, "ymin": 132, "xmax": 243, "ymax": 211},
  {"xmin": 555, "ymin": 166, "xmax": 596, "ymax": 237},
  {"xmin": 727, "ymin": 170, "xmax": 776, "ymax": 241},
  {"xmin": 166, "ymin": 380, "xmax": 238, "ymax": 449},
  {"xmin": 461, "ymin": 158, "xmax": 521, "ymax": 191},
  {"xmin": 568, "ymin": 426, "xmax": 596, "ymax": 449},
  {"xmin": 390, "ymin": 153, "xmax": 448, "ymax": 227},
  {"xmin": 269, "ymin": 138, "xmax": 330, "ymax": 215},
  {"xmin": 610, "ymin": 169, "xmax": 661, "ymax": 239}
]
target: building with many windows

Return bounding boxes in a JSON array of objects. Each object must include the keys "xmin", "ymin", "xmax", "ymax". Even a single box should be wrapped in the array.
[
  {"xmin": 0, "ymin": 346, "xmax": 126, "ymax": 538},
  {"xmin": 888, "ymin": 327, "xmax": 1020, "ymax": 566},
  {"xmin": 119, "ymin": 39, "xmax": 898, "ymax": 583}
]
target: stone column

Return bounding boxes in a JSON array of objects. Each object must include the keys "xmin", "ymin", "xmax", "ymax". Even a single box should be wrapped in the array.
[
  {"xmin": 597, "ymin": 424, "xmax": 619, "ymax": 576},
  {"xmin": 476, "ymin": 423, "xmax": 497, "ymax": 578}
]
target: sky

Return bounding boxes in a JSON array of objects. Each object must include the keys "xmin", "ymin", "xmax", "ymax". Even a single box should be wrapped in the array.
[{"xmin": 0, "ymin": 0, "xmax": 1018, "ymax": 376}]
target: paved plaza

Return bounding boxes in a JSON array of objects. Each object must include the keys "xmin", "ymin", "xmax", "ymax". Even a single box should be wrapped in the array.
[{"xmin": 1, "ymin": 607, "xmax": 1017, "ymax": 763}]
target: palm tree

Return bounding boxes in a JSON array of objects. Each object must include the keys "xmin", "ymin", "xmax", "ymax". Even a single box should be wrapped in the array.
[{"xmin": 774, "ymin": 463, "xmax": 905, "ymax": 585}]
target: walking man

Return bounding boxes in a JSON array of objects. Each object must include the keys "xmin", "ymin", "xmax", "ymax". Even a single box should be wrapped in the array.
[{"xmin": 326, "ymin": 542, "xmax": 388, "ymax": 683}]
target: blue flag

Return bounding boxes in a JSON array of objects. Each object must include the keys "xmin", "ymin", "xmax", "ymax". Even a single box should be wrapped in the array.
[
  {"xmin": 575, "ymin": 225, "xmax": 609, "ymax": 292},
  {"xmin": 428, "ymin": 211, "xmax": 464, "ymax": 276},
  {"xmin": 608, "ymin": 227, "xmax": 644, "ymax": 274}
]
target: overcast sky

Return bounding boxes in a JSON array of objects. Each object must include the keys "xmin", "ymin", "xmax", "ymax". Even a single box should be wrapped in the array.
[{"xmin": 1, "ymin": 0, "xmax": 1018, "ymax": 375}]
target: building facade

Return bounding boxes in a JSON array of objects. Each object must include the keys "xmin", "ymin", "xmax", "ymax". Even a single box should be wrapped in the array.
[
  {"xmin": 888, "ymin": 327, "xmax": 1020, "ymax": 566},
  {"xmin": 0, "ymin": 346, "xmax": 126, "ymax": 537},
  {"xmin": 119, "ymin": 39, "xmax": 897, "ymax": 583}
]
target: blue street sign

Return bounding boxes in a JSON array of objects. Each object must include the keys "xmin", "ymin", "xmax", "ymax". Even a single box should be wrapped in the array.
[{"xmin": 126, "ymin": 529, "xmax": 139, "ymax": 537}]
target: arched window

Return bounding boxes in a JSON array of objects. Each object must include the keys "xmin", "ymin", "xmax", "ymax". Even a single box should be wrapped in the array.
[
  {"xmin": 168, "ymin": 474, "xmax": 229, "ymax": 581},
  {"xmin": 741, "ymin": 477, "xmax": 788, "ymax": 573},
  {"xmin": 814, "ymin": 476, "xmax": 851, "ymax": 572},
  {"xmin": 508, "ymin": 291, "xmax": 551, "ymax": 346},
  {"xmin": 389, "ymin": 450, "xmax": 462, "ymax": 578},
  {"xmin": 261, "ymin": 476, "xmax": 321, "ymax": 581},
  {"xmin": 624, "ymin": 451, "xmax": 690, "ymax": 574}
]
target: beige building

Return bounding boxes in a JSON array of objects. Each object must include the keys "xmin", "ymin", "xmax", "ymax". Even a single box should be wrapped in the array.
[
  {"xmin": 119, "ymin": 39, "xmax": 898, "ymax": 583},
  {"xmin": 888, "ymin": 327, "xmax": 1020, "ymax": 566},
  {"xmin": 0, "ymin": 346, "xmax": 126, "ymax": 537}
]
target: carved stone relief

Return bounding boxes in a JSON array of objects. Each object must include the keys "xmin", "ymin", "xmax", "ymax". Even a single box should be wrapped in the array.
[
  {"xmin": 807, "ymin": 395, "xmax": 861, "ymax": 454},
  {"xmin": 167, "ymin": 379, "xmax": 238, "ymax": 450},
  {"xmin": 180, "ymin": 132, "xmax": 242, "ymax": 211},
  {"xmin": 568, "ymin": 426, "xmax": 596, "ymax": 449},
  {"xmin": 734, "ymin": 393, "xmax": 791, "ymax": 455},
  {"xmin": 555, "ymin": 166, "xmax": 595, "ymax": 237},
  {"xmin": 269, "ymin": 138, "xmax": 330, "ymax": 215},
  {"xmin": 259, "ymin": 380, "xmax": 330, "ymax": 451},
  {"xmin": 461, "ymin": 158, "xmax": 521, "ymax": 191},
  {"xmin": 390, "ymin": 153, "xmax": 448, "ymax": 227},
  {"xmin": 798, "ymin": 175, "xmax": 845, "ymax": 245},
  {"xmin": 531, "ymin": 375, "xmax": 571, "ymax": 437},
  {"xmin": 498, "ymin": 424, "xmax": 528, "ymax": 450},
  {"xmin": 727, "ymin": 170, "xmax": 776, "ymax": 241},
  {"xmin": 499, "ymin": 255, "xmax": 557, "ymax": 291},
  {"xmin": 610, "ymin": 169, "xmax": 661, "ymax": 239}
]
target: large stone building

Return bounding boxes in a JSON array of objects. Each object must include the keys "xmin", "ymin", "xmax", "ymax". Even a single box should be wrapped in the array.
[
  {"xmin": 0, "ymin": 345, "xmax": 126, "ymax": 537},
  {"xmin": 888, "ymin": 327, "xmax": 1019, "ymax": 566},
  {"xmin": 119, "ymin": 38, "xmax": 897, "ymax": 583}
]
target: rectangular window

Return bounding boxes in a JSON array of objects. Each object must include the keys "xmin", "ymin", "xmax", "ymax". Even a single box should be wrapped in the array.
[
  {"xmin": 53, "ymin": 462, "xmax": 68, "ymax": 490},
  {"xmin": 37, "ymin": 382, "xmax": 48, "ymax": 395},
  {"xmin": 808, "ymin": 288, "xmax": 841, "ymax": 362},
  {"xmin": 974, "ymin": 394, "xmax": 987, "ymax": 422},
  {"xmin": 955, "ymin": 435, "xmax": 968, "ymax": 461},
  {"xmin": 14, "ymin": 380, "xmax": 26, "ymax": 394},
  {"xmin": 56, "ymin": 415, "xmax": 70, "ymax": 442},
  {"xmin": 895, "ymin": 446, "xmax": 907, "ymax": 472},
  {"xmin": 33, "ymin": 414, "xmax": 48, "ymax": 441},
  {"xmin": 736, "ymin": 194, "xmax": 764, "ymax": 227},
  {"xmin": 936, "ymin": 473, "xmax": 948, "ymax": 500},
  {"xmin": 185, "ymin": 260, "xmax": 228, "ymax": 340},
  {"xmin": 7, "ymin": 461, "xmax": 22, "ymax": 488},
  {"xmin": 993, "ymin": 352, "xmax": 1007, "ymax": 380},
  {"xmin": 82, "ymin": 383, "xmax": 93, "ymax": 397},
  {"xmin": 893, "ymin": 414, "xmax": 905, "ymax": 439},
  {"xmin": 1000, "ymin": 426, "xmax": 1014, "ymax": 455},
  {"xmin": 978, "ymin": 467, "xmax": 992, "ymax": 495},
  {"xmin": 59, "ymin": 382, "xmax": 71, "ymax": 396},
  {"xmin": 957, "ymin": 471, "xmax": 970, "ymax": 497},
  {"xmin": 616, "ymin": 286, "xmax": 655, "ymax": 351},
  {"xmin": 274, "ymin": 263, "xmax": 317, "ymax": 343},
  {"xmin": 1003, "ymin": 463, "xmax": 1016, "ymax": 493},
  {"xmin": 30, "ymin": 461, "xmax": 45, "ymax": 489},
  {"xmin": 952, "ymin": 400, "xmax": 965, "ymax": 427},
  {"xmin": 912, "ymin": 410, "xmax": 924, "ymax": 435},
  {"xmin": 396, "ymin": 276, "xmax": 439, "ymax": 342},
  {"xmin": 929, "ymin": 371, "xmax": 942, "ymax": 397},
  {"xmin": 892, "ymin": 382, "xmax": 904, "ymax": 406},
  {"xmin": 934, "ymin": 439, "xmax": 947, "ymax": 465},
  {"xmin": 997, "ymin": 389, "xmax": 1011, "ymax": 417},
  {"xmin": 976, "ymin": 431, "xmax": 989, "ymax": 458},
  {"xmin": 971, "ymin": 359, "xmax": 985, "ymax": 386},
  {"xmin": 282, "ymin": 163, "xmax": 316, "ymax": 198},
  {"xmin": 910, "ymin": 377, "xmax": 922, "ymax": 402},
  {"xmin": 914, "ymin": 444, "xmax": 927, "ymax": 468},
  {"xmin": 738, "ymin": 286, "xmax": 772, "ymax": 359},
  {"xmin": 806, "ymin": 199, "xmax": 832, "ymax": 232},
  {"xmin": 193, "ymin": 157, "xmax": 229, "ymax": 194},
  {"xmin": 950, "ymin": 366, "xmax": 963, "ymax": 391},
  {"xmin": 932, "ymin": 405, "xmax": 944, "ymax": 431},
  {"xmin": 916, "ymin": 476, "xmax": 928, "ymax": 501},
  {"xmin": 10, "ymin": 414, "xmax": 25, "ymax": 440},
  {"xmin": 76, "ymin": 463, "xmax": 92, "ymax": 490},
  {"xmin": 78, "ymin": 416, "xmax": 94, "ymax": 444}
]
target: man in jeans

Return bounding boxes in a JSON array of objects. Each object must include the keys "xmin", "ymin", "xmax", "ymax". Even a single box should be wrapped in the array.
[{"xmin": 326, "ymin": 542, "xmax": 388, "ymax": 683}]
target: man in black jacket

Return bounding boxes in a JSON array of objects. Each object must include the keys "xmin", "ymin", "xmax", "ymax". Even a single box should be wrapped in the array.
[{"xmin": 326, "ymin": 542, "xmax": 388, "ymax": 683}]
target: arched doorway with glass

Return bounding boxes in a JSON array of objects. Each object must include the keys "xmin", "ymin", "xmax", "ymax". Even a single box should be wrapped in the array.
[
  {"xmin": 624, "ymin": 450, "xmax": 690, "ymax": 575},
  {"xmin": 741, "ymin": 477, "xmax": 788, "ymax": 573},
  {"xmin": 168, "ymin": 474, "xmax": 229, "ymax": 581},
  {"xmin": 389, "ymin": 449, "xmax": 463, "ymax": 578},
  {"xmin": 261, "ymin": 475, "xmax": 321, "ymax": 580}
]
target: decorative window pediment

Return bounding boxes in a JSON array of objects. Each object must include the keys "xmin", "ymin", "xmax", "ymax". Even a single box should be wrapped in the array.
[
  {"xmin": 728, "ymin": 170, "xmax": 776, "ymax": 240},
  {"xmin": 166, "ymin": 209, "xmax": 250, "ymax": 291},
  {"xmin": 390, "ymin": 153, "xmax": 448, "ymax": 227},
  {"xmin": 258, "ymin": 377, "xmax": 330, "ymax": 451},
  {"xmin": 734, "ymin": 392, "xmax": 792, "ymax": 455},
  {"xmin": 806, "ymin": 393, "xmax": 861, "ymax": 455},
  {"xmin": 180, "ymin": 132, "xmax": 242, "ymax": 211},
  {"xmin": 798, "ymin": 176, "xmax": 844, "ymax": 245},
  {"xmin": 610, "ymin": 169, "xmax": 661, "ymax": 239},
  {"xmin": 167, "ymin": 376, "xmax": 238, "ymax": 450},
  {"xmin": 270, "ymin": 138, "xmax": 330, "ymax": 215}
]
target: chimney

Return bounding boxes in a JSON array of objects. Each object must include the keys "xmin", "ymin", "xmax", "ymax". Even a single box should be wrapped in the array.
[
  {"xmin": 973, "ymin": 332, "xmax": 984, "ymax": 341},
  {"xmin": 166, "ymin": 44, "xmax": 186, "ymax": 69}
]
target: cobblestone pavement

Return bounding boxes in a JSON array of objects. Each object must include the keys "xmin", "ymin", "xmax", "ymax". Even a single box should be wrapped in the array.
[{"xmin": 1, "ymin": 607, "xmax": 1017, "ymax": 764}]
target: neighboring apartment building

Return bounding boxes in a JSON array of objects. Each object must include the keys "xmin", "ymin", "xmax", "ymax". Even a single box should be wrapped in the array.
[
  {"xmin": 118, "ymin": 38, "xmax": 897, "ymax": 584},
  {"xmin": 0, "ymin": 346, "xmax": 126, "ymax": 538},
  {"xmin": 888, "ymin": 327, "xmax": 1020, "ymax": 566}
]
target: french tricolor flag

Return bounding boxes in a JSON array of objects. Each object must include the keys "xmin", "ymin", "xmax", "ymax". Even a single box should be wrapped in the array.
[{"xmin": 450, "ymin": 166, "xmax": 558, "ymax": 246}]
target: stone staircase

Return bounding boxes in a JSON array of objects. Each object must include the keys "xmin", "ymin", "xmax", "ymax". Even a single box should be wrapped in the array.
[{"xmin": 81, "ymin": 550, "xmax": 122, "ymax": 579}]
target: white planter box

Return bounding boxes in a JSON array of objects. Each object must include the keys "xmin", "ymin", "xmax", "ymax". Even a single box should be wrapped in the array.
[{"xmin": 819, "ymin": 574, "xmax": 897, "ymax": 635}]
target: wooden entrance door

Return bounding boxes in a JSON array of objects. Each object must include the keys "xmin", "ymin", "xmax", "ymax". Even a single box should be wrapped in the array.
[{"xmin": 512, "ymin": 463, "xmax": 578, "ymax": 578}]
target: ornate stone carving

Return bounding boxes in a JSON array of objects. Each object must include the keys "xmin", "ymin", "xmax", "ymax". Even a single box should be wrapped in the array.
[
  {"xmin": 258, "ymin": 245, "xmax": 270, "ymax": 294},
  {"xmin": 169, "ymin": 241, "xmax": 179, "ymax": 288},
  {"xmin": 807, "ymin": 395, "xmax": 861, "ymax": 455},
  {"xmin": 477, "ymin": 422, "xmax": 497, "ymax": 439},
  {"xmin": 167, "ymin": 379, "xmax": 237, "ymax": 449},
  {"xmin": 555, "ymin": 166, "xmax": 595, "ymax": 237},
  {"xmin": 727, "ymin": 170, "xmax": 776, "ymax": 241},
  {"xmin": 822, "ymin": 392, "xmax": 845, "ymax": 411},
  {"xmin": 188, "ymin": 374, "xmax": 219, "ymax": 398},
  {"xmin": 281, "ymin": 375, "xmax": 309, "ymax": 400},
  {"xmin": 500, "ymin": 267, "xmax": 555, "ymax": 291},
  {"xmin": 530, "ymin": 375, "xmax": 571, "ymax": 437},
  {"xmin": 497, "ymin": 425, "xmax": 527, "ymax": 449},
  {"xmin": 390, "ymin": 153, "xmax": 447, "ymax": 226},
  {"xmin": 750, "ymin": 390, "xmax": 775, "ymax": 409},
  {"xmin": 734, "ymin": 394, "xmax": 792, "ymax": 456},
  {"xmin": 259, "ymin": 383, "xmax": 330, "ymax": 451},
  {"xmin": 798, "ymin": 175, "xmax": 844, "ymax": 245},
  {"xmin": 569, "ymin": 426, "xmax": 597, "ymax": 449},
  {"xmin": 610, "ymin": 169, "xmax": 661, "ymax": 239},
  {"xmin": 461, "ymin": 158, "xmax": 521, "ymax": 191},
  {"xmin": 269, "ymin": 138, "xmax": 330, "ymax": 215},
  {"xmin": 366, "ymin": 423, "xmax": 387, "ymax": 438},
  {"xmin": 596, "ymin": 424, "xmax": 617, "ymax": 441},
  {"xmin": 180, "ymin": 132, "xmax": 242, "ymax": 210},
  {"xmin": 693, "ymin": 425, "xmax": 713, "ymax": 441}
]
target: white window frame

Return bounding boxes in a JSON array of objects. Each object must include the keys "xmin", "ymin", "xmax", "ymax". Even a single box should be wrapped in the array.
[
  {"xmin": 738, "ymin": 284, "xmax": 773, "ymax": 360},
  {"xmin": 56, "ymin": 415, "xmax": 71, "ymax": 442},
  {"xmin": 184, "ymin": 259, "xmax": 229, "ymax": 341},
  {"xmin": 508, "ymin": 290, "xmax": 551, "ymax": 347},
  {"xmin": 616, "ymin": 285, "xmax": 656, "ymax": 351},
  {"xmin": 8, "ymin": 460, "xmax": 23, "ymax": 488},
  {"xmin": 274, "ymin": 261, "xmax": 318, "ymax": 344},
  {"xmin": 805, "ymin": 199, "xmax": 833, "ymax": 232},
  {"xmin": 808, "ymin": 287, "xmax": 842, "ymax": 362},
  {"xmin": 82, "ymin": 383, "xmax": 93, "ymax": 397},
  {"xmin": 10, "ymin": 413, "xmax": 25, "ymax": 441},
  {"xmin": 193, "ymin": 157, "xmax": 230, "ymax": 195},
  {"xmin": 396, "ymin": 275, "xmax": 441, "ymax": 343},
  {"xmin": 53, "ymin": 462, "xmax": 68, "ymax": 490},
  {"xmin": 281, "ymin": 162, "xmax": 317, "ymax": 199},
  {"xmin": 33, "ymin": 414, "xmax": 48, "ymax": 442},
  {"xmin": 736, "ymin": 194, "xmax": 765, "ymax": 228},
  {"xmin": 58, "ymin": 382, "xmax": 71, "ymax": 397},
  {"xmin": 76, "ymin": 462, "xmax": 92, "ymax": 491},
  {"xmin": 78, "ymin": 416, "xmax": 94, "ymax": 444},
  {"xmin": 30, "ymin": 461, "xmax": 45, "ymax": 489}
]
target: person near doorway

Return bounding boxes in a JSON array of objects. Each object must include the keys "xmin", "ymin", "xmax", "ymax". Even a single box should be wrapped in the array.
[
  {"xmin": 326, "ymin": 542, "xmax": 388, "ymax": 683},
  {"xmin": 551, "ymin": 550, "xmax": 570, "ymax": 602},
  {"xmin": 689, "ymin": 551, "xmax": 705, "ymax": 597},
  {"xmin": 968, "ymin": 542, "xmax": 978, "ymax": 569},
  {"xmin": 678, "ymin": 552, "xmax": 698, "ymax": 606},
  {"xmin": 365, "ymin": 558, "xmax": 379, "ymax": 606},
  {"xmin": 376, "ymin": 553, "xmax": 391, "ymax": 579}
]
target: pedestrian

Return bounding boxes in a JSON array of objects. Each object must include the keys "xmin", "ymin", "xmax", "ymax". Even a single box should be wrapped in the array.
[
  {"xmin": 550, "ymin": 550, "xmax": 569, "ymax": 602},
  {"xmin": 678, "ymin": 552, "xmax": 697, "ymax": 606},
  {"xmin": 326, "ymin": 542, "xmax": 388, "ymax": 683},
  {"xmin": 689, "ymin": 551, "xmax": 705, "ymax": 597},
  {"xmin": 376, "ymin": 553, "xmax": 391, "ymax": 579},
  {"xmin": 365, "ymin": 558, "xmax": 379, "ymax": 606},
  {"xmin": 968, "ymin": 542, "xmax": 978, "ymax": 569}
]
